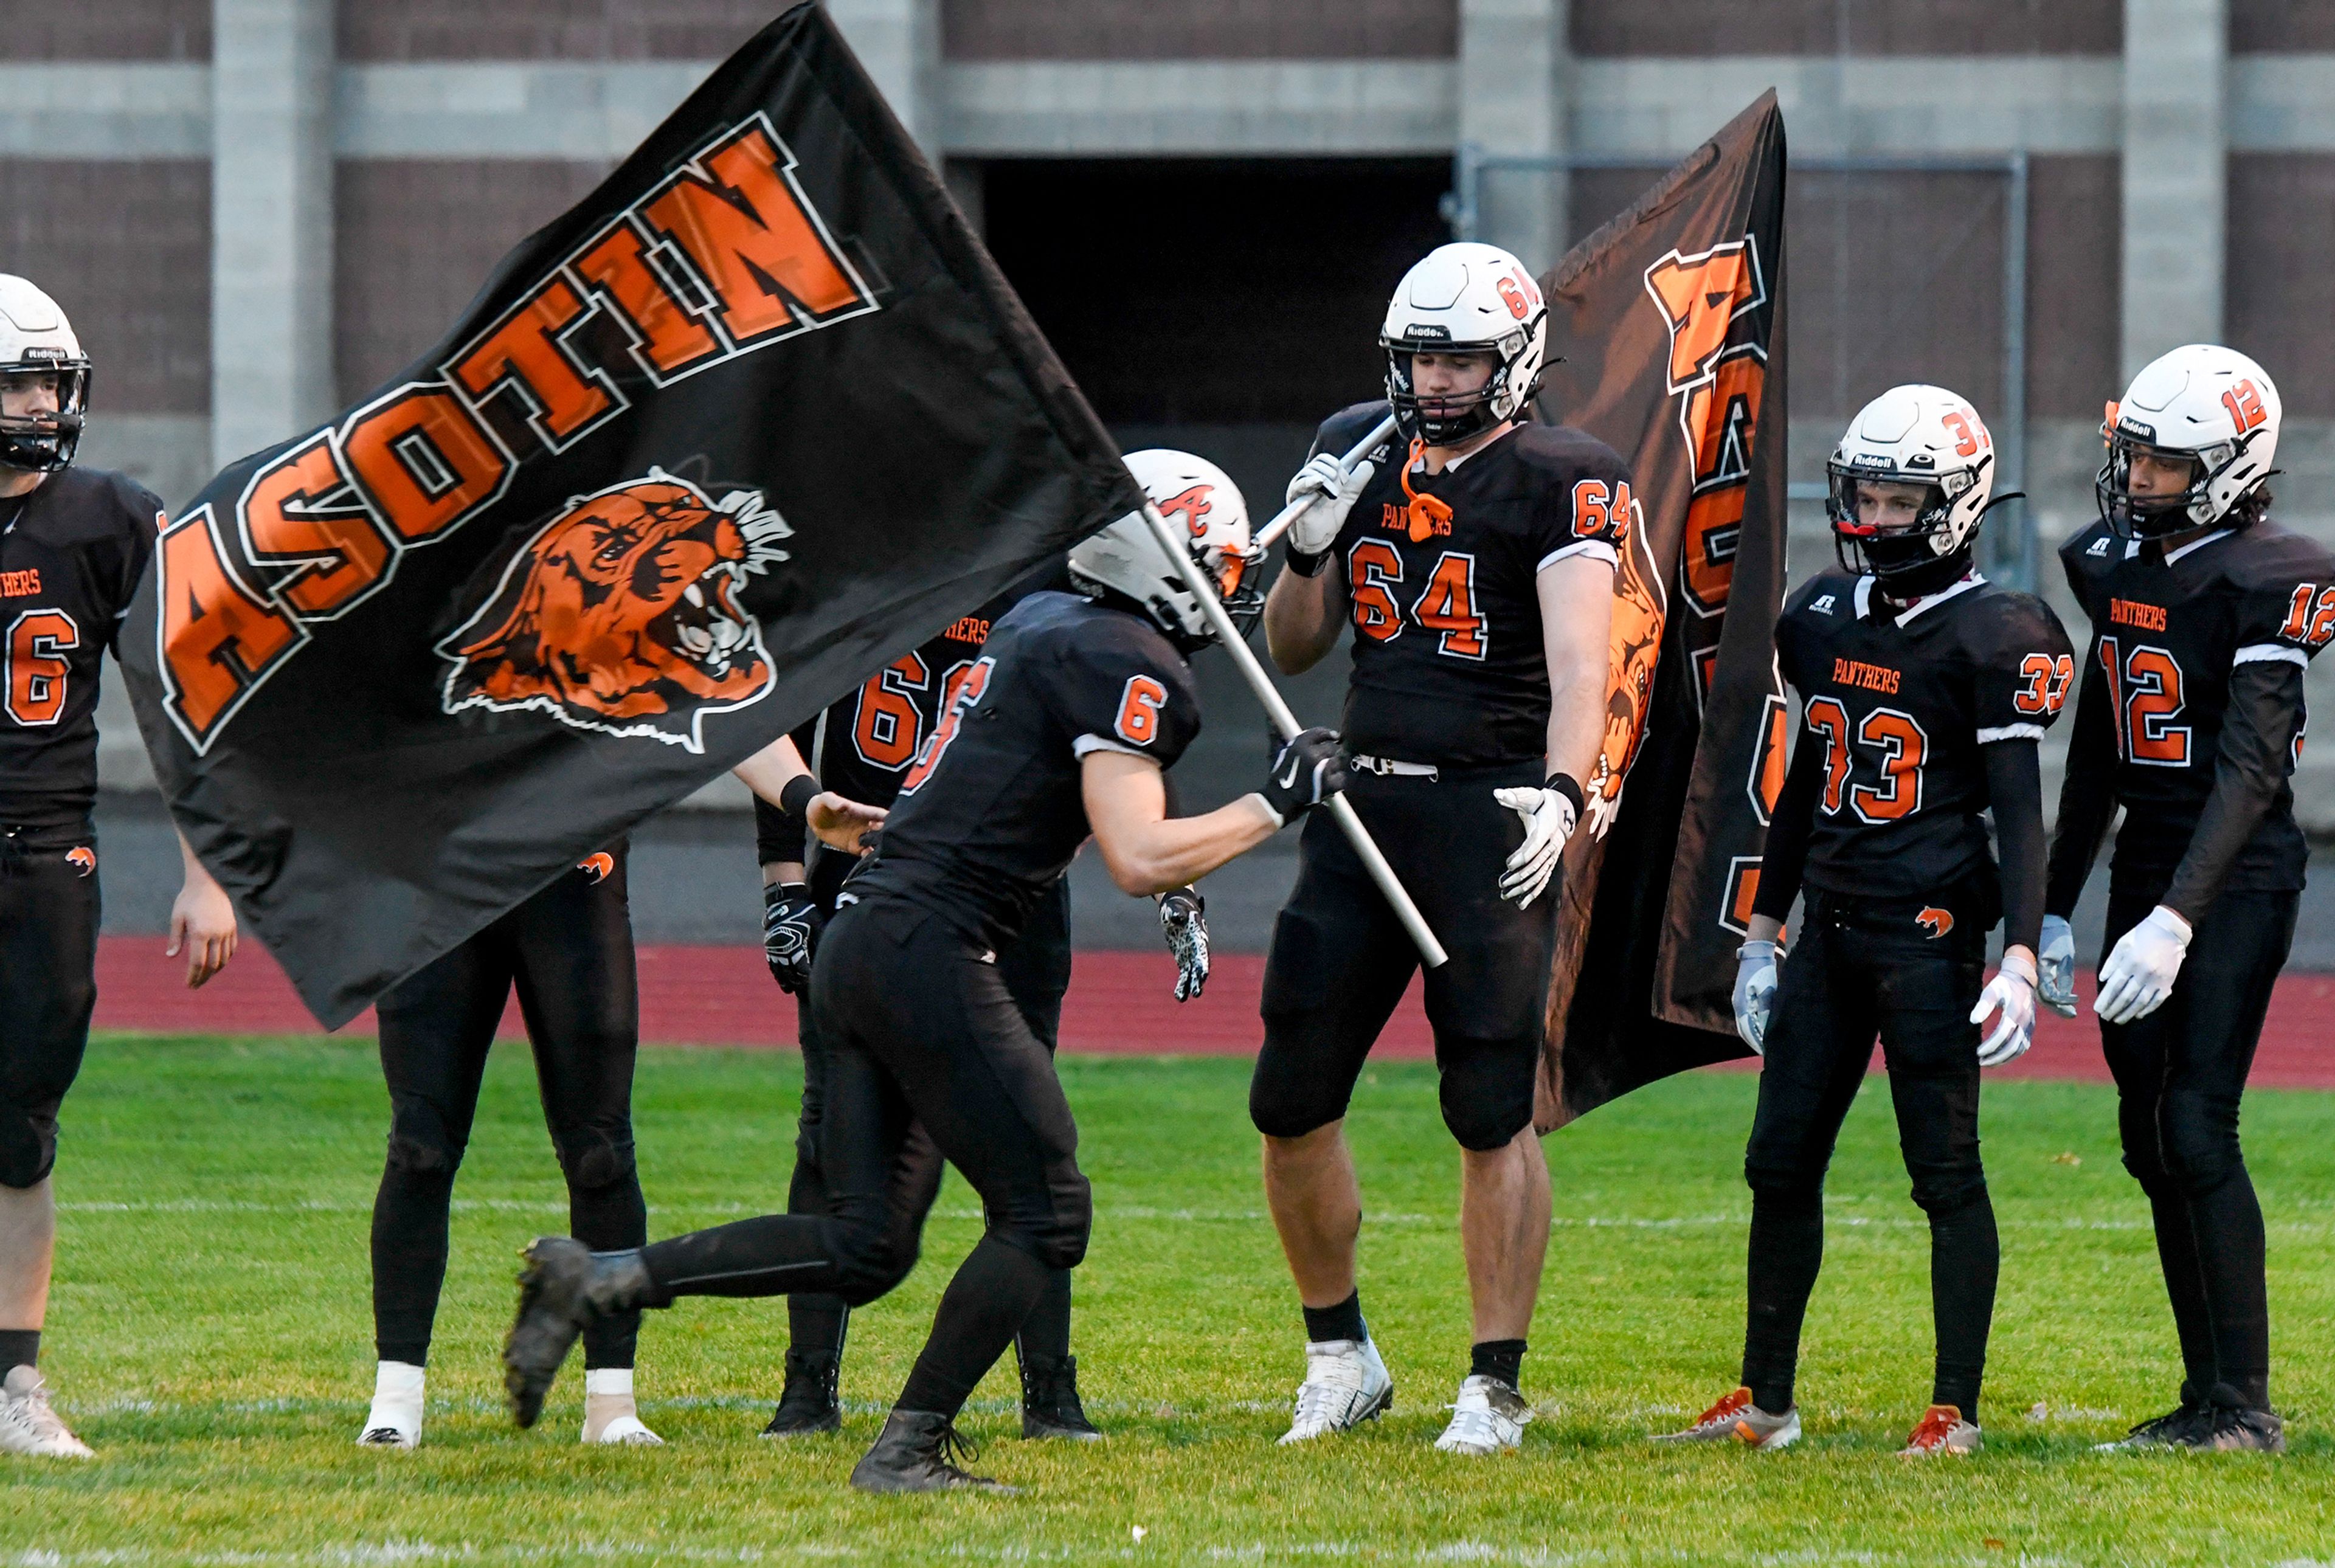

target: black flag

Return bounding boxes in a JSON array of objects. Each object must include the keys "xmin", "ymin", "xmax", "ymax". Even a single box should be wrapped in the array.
[
  {"xmin": 1534, "ymin": 93, "xmax": 1790, "ymax": 1126},
  {"xmin": 120, "ymin": 4, "xmax": 1143, "ymax": 1027}
]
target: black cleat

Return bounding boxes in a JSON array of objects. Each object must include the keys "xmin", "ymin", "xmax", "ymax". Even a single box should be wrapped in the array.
[
  {"xmin": 2097, "ymin": 1398, "xmax": 2213, "ymax": 1451},
  {"xmin": 849, "ymin": 1409, "xmax": 1016, "ymax": 1494},
  {"xmin": 502, "ymin": 1237, "xmax": 659, "ymax": 1429},
  {"xmin": 2201, "ymin": 1403, "xmax": 2285, "ymax": 1453},
  {"xmin": 1019, "ymin": 1353, "xmax": 1101, "ymax": 1442},
  {"xmin": 761, "ymin": 1350, "xmax": 842, "ymax": 1438}
]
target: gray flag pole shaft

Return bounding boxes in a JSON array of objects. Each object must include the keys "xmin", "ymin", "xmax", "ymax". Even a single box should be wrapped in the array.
[
  {"xmin": 1250, "ymin": 412, "xmax": 1400, "ymax": 553},
  {"xmin": 1136, "ymin": 500, "xmax": 1449, "ymax": 969}
]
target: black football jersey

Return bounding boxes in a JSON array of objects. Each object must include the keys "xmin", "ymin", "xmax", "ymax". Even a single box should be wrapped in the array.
[
  {"xmin": 2055, "ymin": 517, "xmax": 2335, "ymax": 894},
  {"xmin": 845, "ymin": 590, "xmax": 1200, "ymax": 948},
  {"xmin": 1309, "ymin": 402, "xmax": 1633, "ymax": 769},
  {"xmin": 1772, "ymin": 568, "xmax": 2074, "ymax": 901},
  {"xmin": 0, "ymin": 467, "xmax": 164, "ymax": 832},
  {"xmin": 753, "ymin": 558, "xmax": 1070, "ymax": 883}
]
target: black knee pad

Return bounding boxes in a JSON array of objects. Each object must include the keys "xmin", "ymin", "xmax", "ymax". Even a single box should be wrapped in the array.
[
  {"xmin": 2118, "ymin": 1144, "xmax": 2176, "ymax": 1198},
  {"xmin": 0, "ymin": 1106, "xmax": 57, "ymax": 1189},
  {"xmin": 2159, "ymin": 1118, "xmax": 2246, "ymax": 1198},
  {"xmin": 1248, "ymin": 1046, "xmax": 1352, "ymax": 1141},
  {"xmin": 383, "ymin": 1099, "xmax": 464, "ymax": 1182},
  {"xmin": 1435, "ymin": 1039, "xmax": 1536, "ymax": 1152},
  {"xmin": 554, "ymin": 1129, "xmax": 638, "ymax": 1193},
  {"xmin": 1743, "ymin": 1159, "xmax": 1824, "ymax": 1209},
  {"xmin": 829, "ymin": 1214, "xmax": 920, "ymax": 1306},
  {"xmin": 1909, "ymin": 1172, "xmax": 1990, "ymax": 1220},
  {"xmin": 983, "ymin": 1159, "xmax": 1093, "ymax": 1273}
]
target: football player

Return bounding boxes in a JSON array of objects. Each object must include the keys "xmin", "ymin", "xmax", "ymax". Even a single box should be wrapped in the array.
[
  {"xmin": 2042, "ymin": 345, "xmax": 2326, "ymax": 1454},
  {"xmin": 0, "ymin": 275, "xmax": 240, "ymax": 1459},
  {"xmin": 1254, "ymin": 242, "xmax": 1623, "ymax": 1455},
  {"xmin": 1656, "ymin": 385, "xmax": 2071, "ymax": 1457},
  {"xmin": 503, "ymin": 461, "xmax": 1351, "ymax": 1492},
  {"xmin": 357, "ymin": 734, "xmax": 875, "ymax": 1451},
  {"xmin": 754, "ymin": 455, "xmax": 1219, "ymax": 1443}
]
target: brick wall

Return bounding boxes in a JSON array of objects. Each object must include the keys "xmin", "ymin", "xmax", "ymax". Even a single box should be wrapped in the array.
[
  {"xmin": 1571, "ymin": 0, "xmax": 2119, "ymax": 55},
  {"xmin": 941, "ymin": 0, "xmax": 1457, "ymax": 60},
  {"xmin": 336, "ymin": 0, "xmax": 773, "ymax": 60}
]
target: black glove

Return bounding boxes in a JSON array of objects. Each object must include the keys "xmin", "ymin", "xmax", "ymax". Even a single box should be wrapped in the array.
[
  {"xmin": 1158, "ymin": 886, "xmax": 1209, "ymax": 1003},
  {"xmin": 762, "ymin": 881, "xmax": 825, "ymax": 996},
  {"xmin": 1259, "ymin": 727, "xmax": 1350, "ymax": 827}
]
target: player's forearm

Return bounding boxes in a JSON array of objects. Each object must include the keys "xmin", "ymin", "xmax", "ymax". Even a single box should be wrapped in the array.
[
  {"xmin": 1984, "ymin": 737, "xmax": 2048, "ymax": 955},
  {"xmin": 2160, "ymin": 660, "xmax": 2304, "ymax": 924},
  {"xmin": 2043, "ymin": 649, "xmax": 2119, "ymax": 916},
  {"xmin": 176, "ymin": 829, "xmax": 219, "ymax": 890},
  {"xmin": 1750, "ymin": 728, "xmax": 1823, "ymax": 928},
  {"xmin": 1095, "ymin": 796, "xmax": 1280, "ymax": 895},
  {"xmin": 1538, "ymin": 557, "xmax": 1614, "ymax": 785},
  {"xmin": 1543, "ymin": 664, "xmax": 1604, "ymax": 787},
  {"xmin": 761, "ymin": 860, "xmax": 805, "ymax": 888},
  {"xmin": 732, "ymin": 733, "xmax": 811, "ymax": 804},
  {"xmin": 1264, "ymin": 563, "xmax": 1342, "ymax": 674}
]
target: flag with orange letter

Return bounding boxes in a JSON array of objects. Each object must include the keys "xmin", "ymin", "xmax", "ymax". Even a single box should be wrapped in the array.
[
  {"xmin": 1534, "ymin": 92, "xmax": 1790, "ymax": 1126},
  {"xmin": 119, "ymin": 4, "xmax": 1143, "ymax": 1027}
]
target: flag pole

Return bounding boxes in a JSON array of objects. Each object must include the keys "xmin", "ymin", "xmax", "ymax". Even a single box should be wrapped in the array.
[
  {"xmin": 1136, "ymin": 502, "xmax": 1448, "ymax": 969},
  {"xmin": 1248, "ymin": 413, "xmax": 1399, "ymax": 553}
]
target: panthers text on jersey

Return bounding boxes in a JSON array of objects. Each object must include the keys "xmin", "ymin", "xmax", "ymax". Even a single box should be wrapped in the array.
[
  {"xmin": 0, "ymin": 466, "xmax": 163, "ymax": 833},
  {"xmin": 753, "ymin": 558, "xmax": 1069, "ymax": 887},
  {"xmin": 1309, "ymin": 401, "xmax": 1631, "ymax": 769},
  {"xmin": 843, "ymin": 590, "xmax": 1200, "ymax": 948},
  {"xmin": 1763, "ymin": 568, "xmax": 2074, "ymax": 905},
  {"xmin": 2047, "ymin": 517, "xmax": 2335, "ymax": 907}
]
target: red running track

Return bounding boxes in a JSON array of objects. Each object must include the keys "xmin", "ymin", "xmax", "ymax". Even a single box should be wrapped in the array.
[{"xmin": 89, "ymin": 935, "xmax": 2335, "ymax": 1088}]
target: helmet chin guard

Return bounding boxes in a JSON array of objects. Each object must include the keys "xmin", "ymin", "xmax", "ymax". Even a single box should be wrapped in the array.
[{"xmin": 1380, "ymin": 243, "xmax": 1548, "ymax": 448}]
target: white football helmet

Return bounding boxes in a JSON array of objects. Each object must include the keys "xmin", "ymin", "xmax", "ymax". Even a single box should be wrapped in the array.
[
  {"xmin": 2098, "ymin": 344, "xmax": 2281, "ymax": 537},
  {"xmin": 0, "ymin": 275, "xmax": 89, "ymax": 474},
  {"xmin": 1380, "ymin": 242, "xmax": 1548, "ymax": 447},
  {"xmin": 1826, "ymin": 384, "xmax": 2001, "ymax": 596},
  {"xmin": 1070, "ymin": 449, "xmax": 1260, "ymax": 650}
]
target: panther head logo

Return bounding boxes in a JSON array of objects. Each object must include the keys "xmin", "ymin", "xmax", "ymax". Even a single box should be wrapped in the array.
[
  {"xmin": 576, "ymin": 852, "xmax": 615, "ymax": 883},
  {"xmin": 1584, "ymin": 508, "xmax": 1667, "ymax": 839},
  {"xmin": 438, "ymin": 469, "xmax": 791, "ymax": 751},
  {"xmin": 65, "ymin": 846, "xmax": 94, "ymax": 877},
  {"xmin": 1917, "ymin": 907, "xmax": 1955, "ymax": 939}
]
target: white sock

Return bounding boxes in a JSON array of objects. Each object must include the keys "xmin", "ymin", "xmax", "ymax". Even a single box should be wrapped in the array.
[
  {"xmin": 584, "ymin": 1367, "xmax": 633, "ymax": 1398},
  {"xmin": 362, "ymin": 1361, "xmax": 424, "ymax": 1442}
]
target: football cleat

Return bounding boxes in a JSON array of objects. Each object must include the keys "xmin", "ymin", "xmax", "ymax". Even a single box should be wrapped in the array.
[
  {"xmin": 357, "ymin": 1360, "xmax": 423, "ymax": 1449},
  {"xmin": 1433, "ymin": 1374, "xmax": 1532, "ymax": 1456},
  {"xmin": 0, "ymin": 1366, "xmax": 93, "ymax": 1459},
  {"xmin": 761, "ymin": 1349, "xmax": 842, "ymax": 1438},
  {"xmin": 502, "ymin": 1238, "xmax": 658, "ymax": 1429},
  {"xmin": 1019, "ymin": 1353, "xmax": 1101, "ymax": 1442},
  {"xmin": 2200, "ymin": 1404, "xmax": 2285, "ymax": 1453},
  {"xmin": 1652, "ymin": 1386, "xmax": 1801, "ymax": 1449},
  {"xmin": 1898, "ymin": 1404, "xmax": 1980, "ymax": 1457},
  {"xmin": 1278, "ymin": 1337, "xmax": 1393, "ymax": 1444},
  {"xmin": 849, "ymin": 1409, "xmax": 1015, "ymax": 1494},
  {"xmin": 583, "ymin": 1398, "xmax": 663, "ymax": 1445},
  {"xmin": 2095, "ymin": 1398, "xmax": 2212, "ymax": 1451}
]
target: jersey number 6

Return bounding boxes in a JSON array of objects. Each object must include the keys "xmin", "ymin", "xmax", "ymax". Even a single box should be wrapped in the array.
[
  {"xmin": 899, "ymin": 656, "xmax": 994, "ymax": 793},
  {"xmin": 4, "ymin": 609, "xmax": 78, "ymax": 728},
  {"xmin": 1348, "ymin": 542, "xmax": 1486, "ymax": 660}
]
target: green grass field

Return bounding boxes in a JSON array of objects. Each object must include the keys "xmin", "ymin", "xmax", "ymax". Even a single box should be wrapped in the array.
[{"xmin": 5, "ymin": 1036, "xmax": 2335, "ymax": 1566}]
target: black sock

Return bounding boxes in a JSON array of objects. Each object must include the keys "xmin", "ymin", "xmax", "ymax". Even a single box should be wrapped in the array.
[
  {"xmin": 790, "ymin": 1296, "xmax": 850, "ymax": 1365},
  {"xmin": 371, "ymin": 1164, "xmax": 456, "ymax": 1366},
  {"xmin": 1741, "ymin": 1189, "xmax": 1823, "ymax": 1414},
  {"xmin": 1301, "ymin": 1290, "xmax": 1366, "ymax": 1345},
  {"xmin": 1470, "ymin": 1339, "xmax": 1526, "ymax": 1390},
  {"xmin": 1015, "ymin": 1267, "xmax": 1073, "ymax": 1366},
  {"xmin": 2189, "ymin": 1164, "xmax": 2272, "ymax": 1411},
  {"xmin": 0, "ymin": 1329, "xmax": 38, "ymax": 1377},
  {"xmin": 1926, "ymin": 1190, "xmax": 1998, "ymax": 1424},
  {"xmin": 2143, "ymin": 1186, "xmax": 2221, "ymax": 1406},
  {"xmin": 572, "ymin": 1171, "xmax": 648, "ymax": 1372},
  {"xmin": 895, "ymin": 1234, "xmax": 1051, "ymax": 1418}
]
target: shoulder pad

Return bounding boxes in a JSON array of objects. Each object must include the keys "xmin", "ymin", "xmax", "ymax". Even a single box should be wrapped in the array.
[
  {"xmin": 2221, "ymin": 520, "xmax": 2335, "ymax": 593},
  {"xmin": 1783, "ymin": 567, "xmax": 1858, "ymax": 623},
  {"xmin": 1313, "ymin": 401, "xmax": 1397, "ymax": 462},
  {"xmin": 1959, "ymin": 584, "xmax": 2073, "ymax": 661},
  {"xmin": 1510, "ymin": 423, "xmax": 1629, "ymax": 481}
]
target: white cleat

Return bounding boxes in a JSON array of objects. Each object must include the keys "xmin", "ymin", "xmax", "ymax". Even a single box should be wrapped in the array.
[
  {"xmin": 584, "ymin": 1411, "xmax": 664, "ymax": 1445},
  {"xmin": 1434, "ymin": 1374, "xmax": 1532, "ymax": 1456},
  {"xmin": 1278, "ymin": 1338, "xmax": 1393, "ymax": 1445},
  {"xmin": 357, "ymin": 1360, "xmax": 423, "ymax": 1449},
  {"xmin": 0, "ymin": 1366, "xmax": 94, "ymax": 1459}
]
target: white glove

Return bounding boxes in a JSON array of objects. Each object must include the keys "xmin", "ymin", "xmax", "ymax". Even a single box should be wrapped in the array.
[
  {"xmin": 2096, "ymin": 905, "xmax": 2192, "ymax": 1024},
  {"xmin": 1282, "ymin": 451, "xmax": 1375, "ymax": 558},
  {"xmin": 2037, "ymin": 914, "xmax": 2078, "ymax": 1018},
  {"xmin": 1734, "ymin": 941, "xmax": 1779, "ymax": 1055},
  {"xmin": 1493, "ymin": 779, "xmax": 1579, "ymax": 908},
  {"xmin": 1971, "ymin": 952, "xmax": 2038, "ymax": 1068}
]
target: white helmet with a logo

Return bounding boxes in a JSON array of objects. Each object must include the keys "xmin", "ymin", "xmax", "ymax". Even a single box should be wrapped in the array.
[
  {"xmin": 1070, "ymin": 449, "xmax": 1261, "ymax": 650},
  {"xmin": 1826, "ymin": 384, "xmax": 2001, "ymax": 597},
  {"xmin": 2097, "ymin": 344, "xmax": 2281, "ymax": 537},
  {"xmin": 1379, "ymin": 242, "xmax": 1549, "ymax": 447},
  {"xmin": 0, "ymin": 275, "xmax": 91, "ymax": 473}
]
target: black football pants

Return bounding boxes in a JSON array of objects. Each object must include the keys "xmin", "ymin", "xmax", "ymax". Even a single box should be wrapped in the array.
[
  {"xmin": 0, "ymin": 826, "xmax": 100, "ymax": 1189},
  {"xmin": 2100, "ymin": 886, "xmax": 2296, "ymax": 1414},
  {"xmin": 1739, "ymin": 889, "xmax": 1996, "ymax": 1420},
  {"xmin": 1252, "ymin": 762, "xmax": 1555, "ymax": 1152},
  {"xmin": 371, "ymin": 850, "xmax": 645, "ymax": 1369},
  {"xmin": 783, "ymin": 879, "xmax": 1076, "ymax": 1373},
  {"xmin": 638, "ymin": 895, "xmax": 1089, "ymax": 1420}
]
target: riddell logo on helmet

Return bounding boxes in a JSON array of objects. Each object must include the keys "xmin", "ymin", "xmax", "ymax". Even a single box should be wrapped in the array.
[{"xmin": 1916, "ymin": 907, "xmax": 1954, "ymax": 939}]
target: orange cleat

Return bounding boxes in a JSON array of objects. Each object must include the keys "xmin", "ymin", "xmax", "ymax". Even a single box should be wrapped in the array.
[
  {"xmin": 1653, "ymin": 1386, "xmax": 1801, "ymax": 1449},
  {"xmin": 1898, "ymin": 1403, "xmax": 1981, "ymax": 1456}
]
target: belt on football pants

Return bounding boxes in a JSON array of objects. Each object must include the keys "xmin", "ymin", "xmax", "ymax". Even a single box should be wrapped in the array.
[{"xmin": 1348, "ymin": 753, "xmax": 1441, "ymax": 781}]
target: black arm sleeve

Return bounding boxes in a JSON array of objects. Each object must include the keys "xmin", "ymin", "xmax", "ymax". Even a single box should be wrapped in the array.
[
  {"xmin": 2160, "ymin": 658, "xmax": 2307, "ymax": 923},
  {"xmin": 2044, "ymin": 639, "xmax": 2119, "ymax": 916},
  {"xmin": 1750, "ymin": 727, "xmax": 1825, "ymax": 928},
  {"xmin": 1985, "ymin": 739, "xmax": 2047, "ymax": 954}
]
